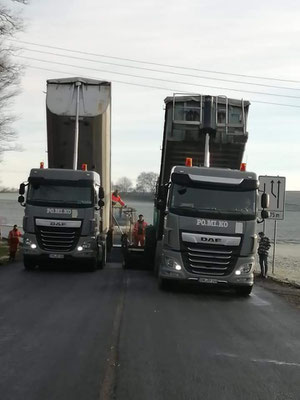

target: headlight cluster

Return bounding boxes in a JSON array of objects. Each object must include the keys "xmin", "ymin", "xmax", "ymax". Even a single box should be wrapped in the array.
[
  {"xmin": 24, "ymin": 238, "xmax": 37, "ymax": 249},
  {"xmin": 235, "ymin": 263, "xmax": 253, "ymax": 275},
  {"xmin": 77, "ymin": 242, "xmax": 92, "ymax": 252},
  {"xmin": 165, "ymin": 256, "xmax": 182, "ymax": 271}
]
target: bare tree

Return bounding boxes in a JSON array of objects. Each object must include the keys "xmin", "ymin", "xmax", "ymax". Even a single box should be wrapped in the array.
[
  {"xmin": 0, "ymin": 0, "xmax": 27, "ymax": 160},
  {"xmin": 136, "ymin": 172, "xmax": 158, "ymax": 193},
  {"xmin": 115, "ymin": 176, "xmax": 133, "ymax": 193}
]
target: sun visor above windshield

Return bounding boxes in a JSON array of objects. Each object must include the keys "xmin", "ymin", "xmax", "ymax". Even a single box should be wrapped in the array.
[
  {"xmin": 28, "ymin": 176, "xmax": 94, "ymax": 187},
  {"xmin": 171, "ymin": 172, "xmax": 258, "ymax": 190},
  {"xmin": 189, "ymin": 175, "xmax": 243, "ymax": 184}
]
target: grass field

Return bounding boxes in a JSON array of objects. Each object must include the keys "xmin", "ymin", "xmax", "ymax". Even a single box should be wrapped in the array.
[{"xmin": 0, "ymin": 240, "xmax": 9, "ymax": 259}]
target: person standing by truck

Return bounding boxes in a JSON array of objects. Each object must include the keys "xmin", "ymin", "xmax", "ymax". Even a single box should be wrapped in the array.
[
  {"xmin": 258, "ymin": 232, "xmax": 271, "ymax": 278},
  {"xmin": 8, "ymin": 225, "xmax": 22, "ymax": 262},
  {"xmin": 133, "ymin": 215, "xmax": 147, "ymax": 247}
]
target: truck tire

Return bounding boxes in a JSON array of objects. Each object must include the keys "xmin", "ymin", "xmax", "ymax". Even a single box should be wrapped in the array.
[
  {"xmin": 144, "ymin": 225, "xmax": 156, "ymax": 269},
  {"xmin": 235, "ymin": 285, "xmax": 253, "ymax": 296},
  {"xmin": 158, "ymin": 276, "xmax": 171, "ymax": 291},
  {"xmin": 154, "ymin": 240, "xmax": 163, "ymax": 277},
  {"xmin": 88, "ymin": 258, "xmax": 97, "ymax": 272},
  {"xmin": 121, "ymin": 234, "xmax": 130, "ymax": 269},
  {"xmin": 98, "ymin": 244, "xmax": 106, "ymax": 270},
  {"xmin": 106, "ymin": 230, "xmax": 113, "ymax": 253},
  {"xmin": 23, "ymin": 256, "xmax": 35, "ymax": 271},
  {"xmin": 122, "ymin": 253, "xmax": 130, "ymax": 269}
]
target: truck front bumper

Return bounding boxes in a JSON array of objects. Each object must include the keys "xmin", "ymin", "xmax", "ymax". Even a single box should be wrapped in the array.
[
  {"xmin": 159, "ymin": 248, "xmax": 254, "ymax": 287},
  {"xmin": 22, "ymin": 233, "xmax": 98, "ymax": 263}
]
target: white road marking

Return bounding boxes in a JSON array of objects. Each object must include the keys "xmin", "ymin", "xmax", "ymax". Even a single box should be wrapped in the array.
[
  {"xmin": 216, "ymin": 352, "xmax": 300, "ymax": 368},
  {"xmin": 251, "ymin": 358, "xmax": 300, "ymax": 367}
]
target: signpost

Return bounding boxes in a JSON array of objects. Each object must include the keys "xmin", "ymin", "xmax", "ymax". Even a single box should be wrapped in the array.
[{"xmin": 258, "ymin": 176, "xmax": 286, "ymax": 274}]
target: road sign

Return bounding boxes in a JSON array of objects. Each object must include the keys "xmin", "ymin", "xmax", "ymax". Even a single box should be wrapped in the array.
[{"xmin": 258, "ymin": 176, "xmax": 286, "ymax": 220}]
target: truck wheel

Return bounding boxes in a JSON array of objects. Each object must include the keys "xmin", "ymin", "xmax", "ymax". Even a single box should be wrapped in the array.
[
  {"xmin": 98, "ymin": 245, "xmax": 106, "ymax": 270},
  {"xmin": 154, "ymin": 241, "xmax": 163, "ymax": 277},
  {"xmin": 158, "ymin": 276, "xmax": 170, "ymax": 291},
  {"xmin": 106, "ymin": 230, "xmax": 113, "ymax": 253},
  {"xmin": 144, "ymin": 225, "xmax": 156, "ymax": 269},
  {"xmin": 88, "ymin": 258, "xmax": 97, "ymax": 272},
  {"xmin": 23, "ymin": 256, "xmax": 35, "ymax": 271},
  {"xmin": 236, "ymin": 285, "xmax": 253, "ymax": 296},
  {"xmin": 122, "ymin": 254, "xmax": 130, "ymax": 269}
]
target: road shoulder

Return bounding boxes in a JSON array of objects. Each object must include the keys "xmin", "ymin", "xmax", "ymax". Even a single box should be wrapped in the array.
[{"xmin": 255, "ymin": 274, "xmax": 300, "ymax": 309}]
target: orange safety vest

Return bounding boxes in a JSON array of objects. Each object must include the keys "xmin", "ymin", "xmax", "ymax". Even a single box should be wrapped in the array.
[
  {"xmin": 8, "ymin": 229, "xmax": 22, "ymax": 252},
  {"xmin": 133, "ymin": 220, "xmax": 147, "ymax": 236}
]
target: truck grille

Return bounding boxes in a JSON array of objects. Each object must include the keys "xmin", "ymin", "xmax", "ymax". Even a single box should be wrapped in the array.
[
  {"xmin": 182, "ymin": 244, "xmax": 239, "ymax": 276},
  {"xmin": 36, "ymin": 226, "xmax": 81, "ymax": 252}
]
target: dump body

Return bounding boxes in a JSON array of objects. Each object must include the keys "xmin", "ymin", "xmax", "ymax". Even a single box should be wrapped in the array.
[
  {"xmin": 46, "ymin": 77, "xmax": 111, "ymax": 233},
  {"xmin": 159, "ymin": 94, "xmax": 250, "ymax": 187},
  {"xmin": 155, "ymin": 94, "xmax": 257, "ymax": 294}
]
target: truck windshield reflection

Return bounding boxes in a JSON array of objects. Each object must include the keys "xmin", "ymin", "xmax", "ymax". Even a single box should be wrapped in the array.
[
  {"xmin": 27, "ymin": 183, "xmax": 93, "ymax": 207},
  {"xmin": 170, "ymin": 184, "xmax": 256, "ymax": 220}
]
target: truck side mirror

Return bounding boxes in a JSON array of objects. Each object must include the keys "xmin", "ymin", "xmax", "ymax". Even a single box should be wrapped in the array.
[
  {"xmin": 261, "ymin": 193, "xmax": 269, "ymax": 209},
  {"xmin": 156, "ymin": 199, "xmax": 165, "ymax": 210},
  {"xmin": 99, "ymin": 187, "xmax": 104, "ymax": 199},
  {"xmin": 98, "ymin": 199, "xmax": 105, "ymax": 208},
  {"xmin": 19, "ymin": 183, "xmax": 25, "ymax": 195},
  {"xmin": 18, "ymin": 195, "xmax": 25, "ymax": 204},
  {"xmin": 261, "ymin": 210, "xmax": 269, "ymax": 219}
]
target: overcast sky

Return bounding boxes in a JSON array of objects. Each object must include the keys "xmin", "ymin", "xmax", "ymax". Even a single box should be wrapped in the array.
[{"xmin": 1, "ymin": 0, "xmax": 300, "ymax": 190}]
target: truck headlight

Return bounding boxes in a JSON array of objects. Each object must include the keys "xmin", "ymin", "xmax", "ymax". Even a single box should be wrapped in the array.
[
  {"xmin": 25, "ymin": 238, "xmax": 37, "ymax": 249},
  {"xmin": 235, "ymin": 263, "xmax": 253, "ymax": 275},
  {"xmin": 77, "ymin": 242, "xmax": 92, "ymax": 252},
  {"xmin": 165, "ymin": 256, "xmax": 182, "ymax": 271}
]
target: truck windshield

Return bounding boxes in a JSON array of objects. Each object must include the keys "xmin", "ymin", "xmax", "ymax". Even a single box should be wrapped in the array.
[
  {"xmin": 27, "ymin": 182, "xmax": 94, "ymax": 208},
  {"xmin": 169, "ymin": 184, "xmax": 256, "ymax": 220}
]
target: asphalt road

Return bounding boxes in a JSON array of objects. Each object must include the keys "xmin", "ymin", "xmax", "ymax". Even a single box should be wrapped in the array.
[{"xmin": 0, "ymin": 254, "xmax": 299, "ymax": 400}]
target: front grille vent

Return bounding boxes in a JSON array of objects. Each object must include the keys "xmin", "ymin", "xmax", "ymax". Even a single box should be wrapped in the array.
[
  {"xmin": 183, "ymin": 245, "xmax": 239, "ymax": 276},
  {"xmin": 36, "ymin": 226, "xmax": 80, "ymax": 252}
]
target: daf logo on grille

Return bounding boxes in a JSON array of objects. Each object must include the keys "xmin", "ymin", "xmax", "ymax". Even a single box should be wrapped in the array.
[
  {"xmin": 50, "ymin": 221, "xmax": 67, "ymax": 227},
  {"xmin": 200, "ymin": 237, "xmax": 221, "ymax": 243}
]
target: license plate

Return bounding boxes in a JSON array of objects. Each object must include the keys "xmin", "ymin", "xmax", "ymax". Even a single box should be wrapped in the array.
[
  {"xmin": 49, "ymin": 254, "xmax": 64, "ymax": 259},
  {"xmin": 198, "ymin": 278, "xmax": 218, "ymax": 284}
]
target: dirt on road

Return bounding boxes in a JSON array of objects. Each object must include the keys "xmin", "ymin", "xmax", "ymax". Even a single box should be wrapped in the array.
[{"xmin": 255, "ymin": 274, "xmax": 300, "ymax": 309}]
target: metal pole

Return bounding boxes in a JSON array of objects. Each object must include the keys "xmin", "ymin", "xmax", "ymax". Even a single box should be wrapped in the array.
[
  {"xmin": 73, "ymin": 81, "xmax": 81, "ymax": 170},
  {"xmin": 112, "ymin": 214, "xmax": 123, "ymax": 235},
  {"xmin": 204, "ymin": 133, "xmax": 210, "ymax": 167},
  {"xmin": 272, "ymin": 220, "xmax": 277, "ymax": 274}
]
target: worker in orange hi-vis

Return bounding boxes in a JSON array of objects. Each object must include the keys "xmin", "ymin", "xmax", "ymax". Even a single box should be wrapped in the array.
[
  {"xmin": 111, "ymin": 189, "xmax": 125, "ymax": 207},
  {"xmin": 8, "ymin": 225, "xmax": 22, "ymax": 262},
  {"xmin": 112, "ymin": 189, "xmax": 126, "ymax": 217},
  {"xmin": 133, "ymin": 214, "xmax": 147, "ymax": 247}
]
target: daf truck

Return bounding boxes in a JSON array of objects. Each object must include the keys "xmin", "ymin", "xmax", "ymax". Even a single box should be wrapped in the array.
[
  {"xmin": 155, "ymin": 94, "xmax": 268, "ymax": 295},
  {"xmin": 18, "ymin": 77, "xmax": 112, "ymax": 271}
]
